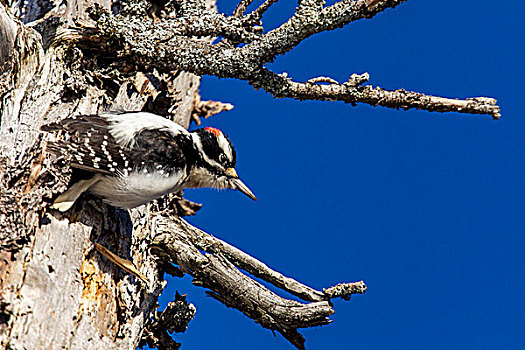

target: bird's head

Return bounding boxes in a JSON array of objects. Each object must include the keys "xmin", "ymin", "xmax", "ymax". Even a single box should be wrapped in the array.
[{"xmin": 189, "ymin": 127, "xmax": 257, "ymax": 201}]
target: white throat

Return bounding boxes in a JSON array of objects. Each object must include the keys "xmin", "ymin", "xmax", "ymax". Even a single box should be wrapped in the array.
[{"xmin": 185, "ymin": 167, "xmax": 231, "ymax": 190}]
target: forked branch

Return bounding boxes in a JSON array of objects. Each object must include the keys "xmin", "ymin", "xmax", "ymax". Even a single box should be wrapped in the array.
[
  {"xmin": 149, "ymin": 214, "xmax": 366, "ymax": 349},
  {"xmin": 76, "ymin": 0, "xmax": 499, "ymax": 118}
]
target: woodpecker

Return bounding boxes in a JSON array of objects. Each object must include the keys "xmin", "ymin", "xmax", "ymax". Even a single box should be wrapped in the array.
[{"xmin": 42, "ymin": 111, "xmax": 257, "ymax": 211}]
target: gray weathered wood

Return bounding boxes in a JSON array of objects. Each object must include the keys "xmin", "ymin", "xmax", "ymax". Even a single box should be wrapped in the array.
[
  {"xmin": 149, "ymin": 213, "xmax": 366, "ymax": 350},
  {"xmin": 0, "ymin": 1, "xmax": 200, "ymax": 349}
]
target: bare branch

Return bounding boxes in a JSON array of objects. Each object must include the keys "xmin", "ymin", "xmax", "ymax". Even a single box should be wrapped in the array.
[
  {"xmin": 192, "ymin": 92, "xmax": 234, "ymax": 125},
  {"xmin": 324, "ymin": 281, "xmax": 367, "ymax": 301},
  {"xmin": 233, "ymin": 0, "xmax": 255, "ymax": 17},
  {"xmin": 306, "ymin": 76, "xmax": 340, "ymax": 85},
  {"xmin": 243, "ymin": 0, "xmax": 408, "ymax": 63},
  {"xmin": 346, "ymin": 72, "xmax": 370, "ymax": 86},
  {"xmin": 89, "ymin": 6, "xmax": 258, "ymax": 44},
  {"xmin": 252, "ymin": 70, "xmax": 501, "ymax": 119},
  {"xmin": 174, "ymin": 218, "xmax": 328, "ymax": 302},
  {"xmin": 154, "ymin": 193, "xmax": 203, "ymax": 217},
  {"xmin": 243, "ymin": 0, "xmax": 281, "ymax": 24},
  {"xmin": 161, "ymin": 217, "xmax": 367, "ymax": 303},
  {"xmin": 150, "ymin": 214, "xmax": 366, "ymax": 349},
  {"xmin": 367, "ymin": 0, "xmax": 393, "ymax": 10},
  {"xmin": 87, "ymin": 0, "xmax": 408, "ymax": 74},
  {"xmin": 78, "ymin": 0, "xmax": 499, "ymax": 118}
]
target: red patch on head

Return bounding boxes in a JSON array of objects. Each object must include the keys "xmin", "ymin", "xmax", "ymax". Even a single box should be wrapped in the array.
[{"xmin": 205, "ymin": 127, "xmax": 222, "ymax": 137}]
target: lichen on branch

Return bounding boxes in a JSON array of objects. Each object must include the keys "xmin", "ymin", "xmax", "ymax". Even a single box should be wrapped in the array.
[{"xmin": 77, "ymin": 0, "xmax": 499, "ymax": 119}]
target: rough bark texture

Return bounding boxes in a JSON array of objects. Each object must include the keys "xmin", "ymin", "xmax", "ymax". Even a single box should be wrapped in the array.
[
  {"xmin": 148, "ymin": 213, "xmax": 366, "ymax": 349},
  {"xmin": 0, "ymin": 1, "xmax": 200, "ymax": 349},
  {"xmin": 76, "ymin": 0, "xmax": 499, "ymax": 119},
  {"xmin": 0, "ymin": 0, "xmax": 499, "ymax": 349}
]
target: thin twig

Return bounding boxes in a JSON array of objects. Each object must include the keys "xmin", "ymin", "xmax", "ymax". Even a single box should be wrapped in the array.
[
  {"xmin": 307, "ymin": 76, "xmax": 340, "ymax": 85},
  {"xmin": 233, "ymin": 0, "xmax": 255, "ymax": 17},
  {"xmin": 192, "ymin": 92, "xmax": 234, "ymax": 125},
  {"xmin": 252, "ymin": 70, "xmax": 501, "ymax": 119},
  {"xmin": 243, "ymin": 0, "xmax": 408, "ymax": 63},
  {"xmin": 243, "ymin": 0, "xmax": 281, "ymax": 24},
  {"xmin": 367, "ymin": 0, "xmax": 384, "ymax": 8},
  {"xmin": 95, "ymin": 243, "xmax": 148, "ymax": 283},
  {"xmin": 345, "ymin": 72, "xmax": 370, "ymax": 86},
  {"xmin": 324, "ymin": 281, "xmax": 367, "ymax": 300}
]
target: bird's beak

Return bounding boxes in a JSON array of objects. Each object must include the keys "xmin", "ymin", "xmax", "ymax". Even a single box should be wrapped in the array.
[{"xmin": 226, "ymin": 168, "xmax": 257, "ymax": 201}]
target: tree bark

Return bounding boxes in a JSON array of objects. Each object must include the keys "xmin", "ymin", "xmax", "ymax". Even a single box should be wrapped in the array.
[{"xmin": 1, "ymin": 1, "xmax": 200, "ymax": 348}]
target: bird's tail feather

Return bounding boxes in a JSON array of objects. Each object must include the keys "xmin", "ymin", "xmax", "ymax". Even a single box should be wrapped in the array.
[{"xmin": 51, "ymin": 177, "xmax": 100, "ymax": 212}]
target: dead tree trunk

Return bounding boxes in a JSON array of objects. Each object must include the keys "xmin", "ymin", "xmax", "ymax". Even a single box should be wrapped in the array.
[
  {"xmin": 1, "ymin": 1, "xmax": 201, "ymax": 348},
  {"xmin": 0, "ymin": 0, "xmax": 498, "ymax": 349}
]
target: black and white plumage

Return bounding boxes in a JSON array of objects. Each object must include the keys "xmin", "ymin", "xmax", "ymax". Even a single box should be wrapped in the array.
[{"xmin": 42, "ymin": 112, "xmax": 256, "ymax": 211}]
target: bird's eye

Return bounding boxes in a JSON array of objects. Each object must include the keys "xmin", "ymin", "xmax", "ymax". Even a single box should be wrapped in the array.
[{"xmin": 219, "ymin": 154, "xmax": 228, "ymax": 164}]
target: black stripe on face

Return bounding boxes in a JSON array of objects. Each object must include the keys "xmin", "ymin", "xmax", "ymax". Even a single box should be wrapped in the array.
[
  {"xmin": 222, "ymin": 134, "xmax": 237, "ymax": 167},
  {"xmin": 193, "ymin": 128, "xmax": 237, "ymax": 170}
]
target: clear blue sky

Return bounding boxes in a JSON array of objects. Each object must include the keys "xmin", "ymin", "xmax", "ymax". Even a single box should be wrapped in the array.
[{"xmin": 159, "ymin": 0, "xmax": 524, "ymax": 349}]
